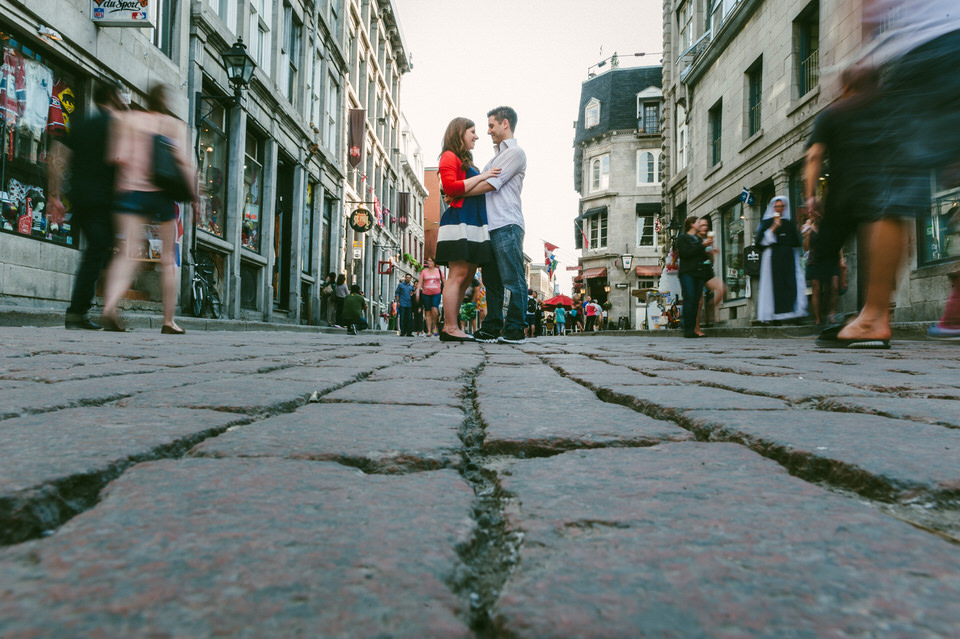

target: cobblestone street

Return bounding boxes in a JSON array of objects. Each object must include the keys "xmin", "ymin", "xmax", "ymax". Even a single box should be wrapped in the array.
[{"xmin": 1, "ymin": 327, "xmax": 959, "ymax": 637}]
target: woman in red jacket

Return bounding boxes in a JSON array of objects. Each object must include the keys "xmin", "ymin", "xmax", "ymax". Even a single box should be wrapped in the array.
[{"xmin": 436, "ymin": 117, "xmax": 499, "ymax": 342}]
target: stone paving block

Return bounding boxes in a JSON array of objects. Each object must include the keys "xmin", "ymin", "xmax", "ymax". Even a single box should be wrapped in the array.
[
  {"xmin": 655, "ymin": 369, "xmax": 878, "ymax": 401},
  {"xmin": 322, "ymin": 378, "xmax": 464, "ymax": 407},
  {"xmin": 482, "ymin": 350, "xmax": 542, "ymax": 366},
  {"xmin": 0, "ymin": 459, "xmax": 475, "ymax": 638},
  {"xmin": 492, "ymin": 444, "xmax": 960, "ymax": 637},
  {"xmin": 0, "ymin": 407, "xmax": 246, "ymax": 545},
  {"xmin": 118, "ymin": 378, "xmax": 321, "ymax": 413},
  {"xmin": 477, "ymin": 366, "xmax": 597, "ymax": 400},
  {"xmin": 259, "ymin": 365, "xmax": 369, "ymax": 386},
  {"xmin": 820, "ymin": 396, "xmax": 960, "ymax": 428},
  {"xmin": 480, "ymin": 395, "xmax": 691, "ymax": 456},
  {"xmin": 600, "ymin": 384, "xmax": 789, "ymax": 418},
  {"xmin": 194, "ymin": 403, "xmax": 465, "ymax": 472},
  {"xmin": 367, "ymin": 365, "xmax": 473, "ymax": 382},
  {"xmin": 682, "ymin": 409, "xmax": 960, "ymax": 500}
]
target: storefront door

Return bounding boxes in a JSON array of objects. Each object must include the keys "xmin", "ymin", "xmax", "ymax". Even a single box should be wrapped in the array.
[{"xmin": 273, "ymin": 161, "xmax": 294, "ymax": 309}]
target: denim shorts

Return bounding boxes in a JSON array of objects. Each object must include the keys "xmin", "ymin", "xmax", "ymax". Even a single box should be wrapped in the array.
[
  {"xmin": 421, "ymin": 293, "xmax": 441, "ymax": 309},
  {"xmin": 115, "ymin": 191, "xmax": 177, "ymax": 223}
]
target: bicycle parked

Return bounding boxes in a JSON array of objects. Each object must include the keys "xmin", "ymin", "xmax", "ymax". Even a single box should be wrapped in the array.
[{"xmin": 190, "ymin": 249, "xmax": 222, "ymax": 319}]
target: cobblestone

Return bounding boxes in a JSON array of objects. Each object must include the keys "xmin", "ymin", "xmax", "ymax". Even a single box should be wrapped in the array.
[{"xmin": 0, "ymin": 327, "xmax": 958, "ymax": 637}]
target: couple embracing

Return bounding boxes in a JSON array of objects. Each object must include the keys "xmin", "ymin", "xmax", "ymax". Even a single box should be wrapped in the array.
[{"xmin": 435, "ymin": 106, "xmax": 527, "ymax": 344}]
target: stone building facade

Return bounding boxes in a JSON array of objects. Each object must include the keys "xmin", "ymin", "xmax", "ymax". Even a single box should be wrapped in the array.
[
  {"xmin": 573, "ymin": 65, "xmax": 664, "ymax": 329},
  {"xmin": 0, "ymin": 0, "xmax": 427, "ymax": 329},
  {"xmin": 661, "ymin": 0, "xmax": 957, "ymax": 326}
]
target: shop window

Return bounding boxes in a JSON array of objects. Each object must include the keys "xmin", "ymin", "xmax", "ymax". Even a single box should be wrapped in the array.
[
  {"xmin": 0, "ymin": 30, "xmax": 83, "ymax": 247},
  {"xmin": 240, "ymin": 261, "xmax": 260, "ymax": 309},
  {"xmin": 197, "ymin": 96, "xmax": 228, "ymax": 238},
  {"xmin": 242, "ymin": 131, "xmax": 263, "ymax": 250},
  {"xmin": 920, "ymin": 191, "xmax": 960, "ymax": 266},
  {"xmin": 722, "ymin": 204, "xmax": 747, "ymax": 300}
]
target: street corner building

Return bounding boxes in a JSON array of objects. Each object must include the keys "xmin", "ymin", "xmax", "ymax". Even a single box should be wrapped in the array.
[
  {"xmin": 573, "ymin": 64, "xmax": 665, "ymax": 330},
  {"xmin": 0, "ymin": 0, "xmax": 427, "ymax": 329}
]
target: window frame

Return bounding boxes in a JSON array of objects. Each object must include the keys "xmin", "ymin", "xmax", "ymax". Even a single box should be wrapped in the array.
[
  {"xmin": 637, "ymin": 150, "xmax": 660, "ymax": 185},
  {"xmin": 590, "ymin": 211, "xmax": 608, "ymax": 250},
  {"xmin": 708, "ymin": 100, "xmax": 722, "ymax": 167},
  {"xmin": 585, "ymin": 98, "xmax": 600, "ymax": 129},
  {"xmin": 590, "ymin": 154, "xmax": 610, "ymax": 192}
]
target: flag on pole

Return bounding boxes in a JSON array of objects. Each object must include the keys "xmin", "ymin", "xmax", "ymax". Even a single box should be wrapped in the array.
[
  {"xmin": 544, "ymin": 241, "xmax": 559, "ymax": 278},
  {"xmin": 373, "ymin": 196, "xmax": 383, "ymax": 226}
]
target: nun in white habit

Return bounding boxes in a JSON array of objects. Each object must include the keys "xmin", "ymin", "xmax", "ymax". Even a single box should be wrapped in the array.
[{"xmin": 755, "ymin": 196, "xmax": 807, "ymax": 322}]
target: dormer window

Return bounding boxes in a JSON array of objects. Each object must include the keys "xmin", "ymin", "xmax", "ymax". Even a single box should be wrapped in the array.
[{"xmin": 585, "ymin": 98, "xmax": 600, "ymax": 129}]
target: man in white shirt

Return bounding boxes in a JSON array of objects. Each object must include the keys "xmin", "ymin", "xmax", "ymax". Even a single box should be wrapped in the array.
[{"xmin": 463, "ymin": 106, "xmax": 528, "ymax": 345}]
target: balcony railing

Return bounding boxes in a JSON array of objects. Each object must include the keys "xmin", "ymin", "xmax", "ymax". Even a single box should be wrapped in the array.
[{"xmin": 799, "ymin": 49, "xmax": 819, "ymax": 96}]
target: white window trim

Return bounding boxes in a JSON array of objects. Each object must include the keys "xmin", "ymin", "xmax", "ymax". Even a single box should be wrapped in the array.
[
  {"xmin": 589, "ymin": 155, "xmax": 609, "ymax": 192},
  {"xmin": 636, "ymin": 213, "xmax": 659, "ymax": 248},
  {"xmin": 636, "ymin": 149, "xmax": 661, "ymax": 185},
  {"xmin": 585, "ymin": 98, "xmax": 600, "ymax": 129}
]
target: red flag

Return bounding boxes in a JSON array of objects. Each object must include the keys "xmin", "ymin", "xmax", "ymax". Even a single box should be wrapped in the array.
[{"xmin": 544, "ymin": 241, "xmax": 559, "ymax": 252}]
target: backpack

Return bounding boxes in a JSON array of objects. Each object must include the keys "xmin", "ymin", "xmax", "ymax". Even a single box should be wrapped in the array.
[{"xmin": 527, "ymin": 296, "xmax": 538, "ymax": 314}]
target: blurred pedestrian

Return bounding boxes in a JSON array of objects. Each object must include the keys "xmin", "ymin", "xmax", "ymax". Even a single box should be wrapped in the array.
[
  {"xmin": 100, "ymin": 84, "xmax": 198, "ymax": 334},
  {"xmin": 755, "ymin": 197, "xmax": 806, "ymax": 324},
  {"xmin": 47, "ymin": 81, "xmax": 125, "ymax": 331},
  {"xmin": 676, "ymin": 216, "xmax": 712, "ymax": 338},
  {"xmin": 813, "ymin": 0, "xmax": 960, "ymax": 347},
  {"xmin": 555, "ymin": 304, "xmax": 566, "ymax": 335},
  {"xmin": 694, "ymin": 221, "xmax": 725, "ymax": 334},
  {"xmin": 460, "ymin": 275, "xmax": 480, "ymax": 334},
  {"xmin": 801, "ymin": 209, "xmax": 839, "ymax": 325},
  {"xmin": 436, "ymin": 117, "xmax": 498, "ymax": 342},
  {"xmin": 320, "ymin": 272, "xmax": 336, "ymax": 325},
  {"xmin": 415, "ymin": 257, "xmax": 443, "ymax": 337}
]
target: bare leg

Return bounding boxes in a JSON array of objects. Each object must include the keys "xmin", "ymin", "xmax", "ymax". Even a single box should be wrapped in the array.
[
  {"xmin": 102, "ymin": 214, "xmax": 147, "ymax": 320},
  {"xmin": 810, "ymin": 279, "xmax": 822, "ymax": 325},
  {"xmin": 838, "ymin": 218, "xmax": 904, "ymax": 341},
  {"xmin": 158, "ymin": 218, "xmax": 181, "ymax": 330},
  {"xmin": 442, "ymin": 261, "xmax": 471, "ymax": 337}
]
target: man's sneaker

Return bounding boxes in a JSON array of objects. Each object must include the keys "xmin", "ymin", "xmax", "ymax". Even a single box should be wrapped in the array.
[
  {"xmin": 498, "ymin": 330, "xmax": 526, "ymax": 345},
  {"xmin": 473, "ymin": 328, "xmax": 500, "ymax": 343},
  {"xmin": 928, "ymin": 324, "xmax": 960, "ymax": 340},
  {"xmin": 348, "ymin": 324, "xmax": 358, "ymax": 335}
]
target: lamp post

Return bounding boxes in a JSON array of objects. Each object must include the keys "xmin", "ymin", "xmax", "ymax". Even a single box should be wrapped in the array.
[{"xmin": 667, "ymin": 216, "xmax": 682, "ymax": 243}]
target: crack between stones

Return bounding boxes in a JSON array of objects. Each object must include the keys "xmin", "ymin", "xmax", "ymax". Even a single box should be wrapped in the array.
[
  {"xmin": 447, "ymin": 360, "xmax": 524, "ymax": 638},
  {"xmin": 0, "ymin": 360, "xmax": 405, "ymax": 548}
]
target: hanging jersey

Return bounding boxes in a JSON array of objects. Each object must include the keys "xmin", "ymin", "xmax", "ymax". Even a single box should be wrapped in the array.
[
  {"xmin": 21, "ymin": 59, "xmax": 53, "ymax": 137},
  {"xmin": 52, "ymin": 79, "xmax": 74, "ymax": 132},
  {"xmin": 46, "ymin": 95, "xmax": 65, "ymax": 137},
  {"xmin": 0, "ymin": 47, "xmax": 25, "ymax": 127}
]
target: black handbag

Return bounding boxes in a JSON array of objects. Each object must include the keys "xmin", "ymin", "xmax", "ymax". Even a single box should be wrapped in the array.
[{"xmin": 152, "ymin": 134, "xmax": 193, "ymax": 201}]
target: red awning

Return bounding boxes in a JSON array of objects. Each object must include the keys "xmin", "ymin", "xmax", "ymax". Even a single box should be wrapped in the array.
[
  {"xmin": 581, "ymin": 267, "xmax": 608, "ymax": 279},
  {"xmin": 635, "ymin": 265, "xmax": 663, "ymax": 276}
]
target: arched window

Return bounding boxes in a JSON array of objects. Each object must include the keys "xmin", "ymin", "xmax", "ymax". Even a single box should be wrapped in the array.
[
  {"xmin": 637, "ymin": 150, "xmax": 660, "ymax": 184},
  {"xmin": 591, "ymin": 155, "xmax": 609, "ymax": 191}
]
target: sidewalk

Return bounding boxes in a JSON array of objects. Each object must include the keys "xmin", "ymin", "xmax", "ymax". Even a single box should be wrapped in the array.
[{"xmin": 0, "ymin": 328, "xmax": 958, "ymax": 637}]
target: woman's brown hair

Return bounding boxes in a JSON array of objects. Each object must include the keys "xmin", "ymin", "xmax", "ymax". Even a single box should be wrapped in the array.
[
  {"xmin": 682, "ymin": 215, "xmax": 699, "ymax": 233},
  {"xmin": 440, "ymin": 117, "xmax": 475, "ymax": 173}
]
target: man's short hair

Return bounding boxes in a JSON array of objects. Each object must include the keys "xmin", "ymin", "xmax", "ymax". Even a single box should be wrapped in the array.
[
  {"xmin": 487, "ymin": 106, "xmax": 518, "ymax": 132},
  {"xmin": 350, "ymin": 284, "xmax": 361, "ymax": 294}
]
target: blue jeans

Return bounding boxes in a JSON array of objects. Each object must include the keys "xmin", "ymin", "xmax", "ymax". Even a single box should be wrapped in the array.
[
  {"xmin": 679, "ymin": 273, "xmax": 704, "ymax": 336},
  {"xmin": 480, "ymin": 224, "xmax": 527, "ymax": 334},
  {"xmin": 398, "ymin": 305, "xmax": 413, "ymax": 335}
]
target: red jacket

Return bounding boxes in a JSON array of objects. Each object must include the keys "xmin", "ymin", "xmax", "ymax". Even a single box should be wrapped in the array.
[{"xmin": 438, "ymin": 150, "xmax": 468, "ymax": 208}]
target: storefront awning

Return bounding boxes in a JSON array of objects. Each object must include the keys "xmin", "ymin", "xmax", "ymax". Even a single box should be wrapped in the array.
[
  {"xmin": 582, "ymin": 267, "xmax": 608, "ymax": 280},
  {"xmin": 635, "ymin": 265, "xmax": 662, "ymax": 276},
  {"xmin": 581, "ymin": 206, "xmax": 607, "ymax": 219}
]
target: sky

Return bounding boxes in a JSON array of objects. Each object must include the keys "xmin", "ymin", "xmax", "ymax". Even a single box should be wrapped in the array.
[{"xmin": 395, "ymin": 0, "xmax": 664, "ymax": 294}]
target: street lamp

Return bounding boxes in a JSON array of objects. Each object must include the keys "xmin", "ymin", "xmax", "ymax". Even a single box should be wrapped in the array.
[
  {"xmin": 667, "ymin": 216, "xmax": 682, "ymax": 242},
  {"xmin": 220, "ymin": 38, "xmax": 257, "ymax": 103}
]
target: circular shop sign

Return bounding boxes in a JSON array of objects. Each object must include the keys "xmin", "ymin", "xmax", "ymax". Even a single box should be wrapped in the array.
[{"xmin": 350, "ymin": 207, "xmax": 373, "ymax": 233}]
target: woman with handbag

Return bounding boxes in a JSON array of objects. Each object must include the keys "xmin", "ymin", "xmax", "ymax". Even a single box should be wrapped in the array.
[
  {"xmin": 100, "ymin": 84, "xmax": 198, "ymax": 334},
  {"xmin": 676, "ymin": 216, "xmax": 713, "ymax": 338},
  {"xmin": 435, "ymin": 117, "xmax": 500, "ymax": 342}
]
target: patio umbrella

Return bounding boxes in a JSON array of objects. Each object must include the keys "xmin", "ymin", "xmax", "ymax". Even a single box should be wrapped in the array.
[{"xmin": 542, "ymin": 294, "xmax": 574, "ymax": 308}]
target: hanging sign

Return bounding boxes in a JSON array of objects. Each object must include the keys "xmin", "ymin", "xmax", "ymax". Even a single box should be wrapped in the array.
[
  {"xmin": 349, "ymin": 207, "xmax": 373, "ymax": 233},
  {"xmin": 91, "ymin": 0, "xmax": 157, "ymax": 27}
]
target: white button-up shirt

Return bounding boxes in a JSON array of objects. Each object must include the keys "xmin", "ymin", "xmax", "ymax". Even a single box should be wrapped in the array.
[{"xmin": 483, "ymin": 138, "xmax": 526, "ymax": 231}]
